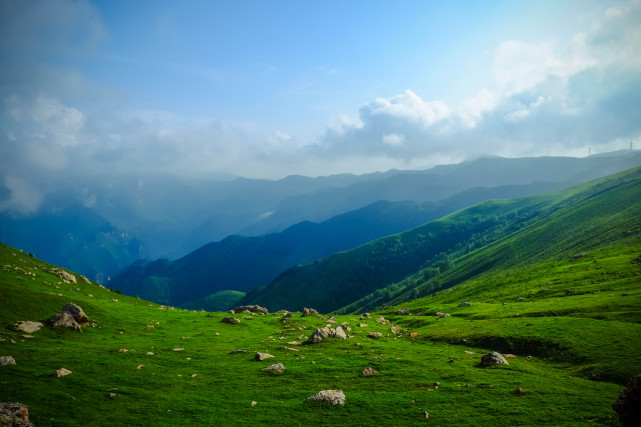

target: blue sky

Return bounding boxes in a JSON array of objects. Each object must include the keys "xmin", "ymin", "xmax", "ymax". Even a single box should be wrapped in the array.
[{"xmin": 1, "ymin": 0, "xmax": 641, "ymax": 213}]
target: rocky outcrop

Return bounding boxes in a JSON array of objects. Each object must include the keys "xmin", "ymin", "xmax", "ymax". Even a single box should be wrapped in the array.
[
  {"xmin": 613, "ymin": 375, "xmax": 641, "ymax": 426},
  {"xmin": 50, "ymin": 268, "xmax": 76, "ymax": 283},
  {"xmin": 307, "ymin": 390, "xmax": 345, "ymax": 405},
  {"xmin": 480, "ymin": 351, "xmax": 509, "ymax": 366},
  {"xmin": 306, "ymin": 326, "xmax": 347, "ymax": 344},
  {"xmin": 231, "ymin": 305, "xmax": 268, "ymax": 315},
  {"xmin": 0, "ymin": 356, "xmax": 16, "ymax": 366},
  {"xmin": 47, "ymin": 303, "xmax": 88, "ymax": 331},
  {"xmin": 0, "ymin": 402, "xmax": 33, "ymax": 426},
  {"xmin": 11, "ymin": 321, "xmax": 43, "ymax": 333},
  {"xmin": 301, "ymin": 307, "xmax": 320, "ymax": 317}
]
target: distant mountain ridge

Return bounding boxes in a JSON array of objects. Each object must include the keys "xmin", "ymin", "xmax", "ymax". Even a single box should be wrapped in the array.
[{"xmin": 2, "ymin": 151, "xmax": 640, "ymax": 283}]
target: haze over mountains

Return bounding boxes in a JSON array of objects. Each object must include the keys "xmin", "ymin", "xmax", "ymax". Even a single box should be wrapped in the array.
[{"xmin": 2, "ymin": 152, "xmax": 640, "ymax": 287}]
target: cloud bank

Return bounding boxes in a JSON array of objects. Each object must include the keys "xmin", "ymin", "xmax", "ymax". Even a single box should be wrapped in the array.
[{"xmin": 1, "ymin": 0, "xmax": 640, "ymax": 215}]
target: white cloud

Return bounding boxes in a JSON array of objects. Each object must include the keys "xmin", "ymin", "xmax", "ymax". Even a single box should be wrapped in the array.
[
  {"xmin": 0, "ymin": 176, "xmax": 43, "ymax": 216},
  {"xmin": 362, "ymin": 90, "xmax": 451, "ymax": 128},
  {"xmin": 382, "ymin": 133, "xmax": 405, "ymax": 147}
]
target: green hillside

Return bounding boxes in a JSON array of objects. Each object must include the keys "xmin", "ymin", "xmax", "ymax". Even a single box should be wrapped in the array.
[
  {"xmin": 242, "ymin": 167, "xmax": 641, "ymax": 314},
  {"xmin": 1, "ymin": 239, "xmax": 639, "ymax": 425}
]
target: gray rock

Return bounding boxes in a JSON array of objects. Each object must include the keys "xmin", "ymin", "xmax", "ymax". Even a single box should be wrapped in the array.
[
  {"xmin": 306, "ymin": 326, "xmax": 347, "ymax": 344},
  {"xmin": 229, "ymin": 349, "xmax": 248, "ymax": 354},
  {"xmin": 480, "ymin": 351, "xmax": 509, "ymax": 366},
  {"xmin": 0, "ymin": 356, "xmax": 16, "ymax": 366},
  {"xmin": 360, "ymin": 312, "xmax": 371, "ymax": 319},
  {"xmin": 221, "ymin": 317, "xmax": 240, "ymax": 324},
  {"xmin": 0, "ymin": 402, "xmax": 32, "ymax": 427},
  {"xmin": 50, "ymin": 268, "xmax": 77, "ymax": 283},
  {"xmin": 11, "ymin": 321, "xmax": 43, "ymax": 333},
  {"xmin": 263, "ymin": 363, "xmax": 285, "ymax": 373},
  {"xmin": 55, "ymin": 368, "xmax": 72, "ymax": 377},
  {"xmin": 458, "ymin": 302, "xmax": 472, "ymax": 307},
  {"xmin": 47, "ymin": 303, "xmax": 88, "ymax": 331},
  {"xmin": 254, "ymin": 352, "xmax": 275, "ymax": 361},
  {"xmin": 395, "ymin": 308, "xmax": 411, "ymax": 315},
  {"xmin": 307, "ymin": 389, "xmax": 345, "ymax": 405},
  {"xmin": 301, "ymin": 307, "xmax": 320, "ymax": 317},
  {"xmin": 233, "ymin": 305, "xmax": 268, "ymax": 314}
]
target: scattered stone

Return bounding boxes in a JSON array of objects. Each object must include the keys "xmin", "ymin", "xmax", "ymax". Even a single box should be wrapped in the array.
[
  {"xmin": 136, "ymin": 365, "xmax": 144, "ymax": 370},
  {"xmin": 281, "ymin": 311, "xmax": 293, "ymax": 321},
  {"xmin": 108, "ymin": 393, "xmax": 117, "ymax": 398},
  {"xmin": 464, "ymin": 350, "xmax": 475, "ymax": 354},
  {"xmin": 368, "ymin": 332, "xmax": 382, "ymax": 338},
  {"xmin": 232, "ymin": 305, "xmax": 268, "ymax": 315},
  {"xmin": 480, "ymin": 351, "xmax": 509, "ymax": 366},
  {"xmin": 47, "ymin": 303, "xmax": 89, "ymax": 331},
  {"xmin": 191, "ymin": 374, "xmax": 198, "ymax": 377},
  {"xmin": 0, "ymin": 402, "xmax": 32, "ymax": 426},
  {"xmin": 395, "ymin": 308, "xmax": 410, "ymax": 315},
  {"xmin": 146, "ymin": 352, "xmax": 154, "ymax": 356},
  {"xmin": 362, "ymin": 367, "xmax": 378, "ymax": 376},
  {"xmin": 118, "ymin": 349, "xmax": 128, "ymax": 353},
  {"xmin": 251, "ymin": 401, "xmax": 258, "ymax": 407},
  {"xmin": 435, "ymin": 312, "xmax": 450, "ymax": 318},
  {"xmin": 0, "ymin": 356, "xmax": 16, "ymax": 366},
  {"xmin": 390, "ymin": 326, "xmax": 399, "ymax": 334},
  {"xmin": 307, "ymin": 390, "xmax": 345, "ymax": 405},
  {"xmin": 515, "ymin": 387, "xmax": 527, "ymax": 395},
  {"xmin": 410, "ymin": 332, "xmax": 420, "ymax": 337},
  {"xmin": 504, "ymin": 354, "xmax": 517, "ymax": 359},
  {"xmin": 358, "ymin": 323, "xmax": 368, "ymax": 328},
  {"xmin": 448, "ymin": 358, "xmax": 455, "ymax": 363},
  {"xmin": 287, "ymin": 341, "xmax": 300, "ymax": 346},
  {"xmin": 375, "ymin": 316, "xmax": 388, "ymax": 324},
  {"xmin": 613, "ymin": 375, "xmax": 641, "ymax": 426},
  {"xmin": 254, "ymin": 352, "xmax": 275, "ymax": 361},
  {"xmin": 55, "ymin": 368, "xmax": 72, "ymax": 377},
  {"xmin": 458, "ymin": 302, "xmax": 472, "ymax": 307},
  {"xmin": 230, "ymin": 349, "xmax": 248, "ymax": 354},
  {"xmin": 415, "ymin": 312, "xmax": 427, "ymax": 316},
  {"xmin": 80, "ymin": 275, "xmax": 91, "ymax": 284},
  {"xmin": 263, "ymin": 363, "xmax": 285, "ymax": 374},
  {"xmin": 569, "ymin": 253, "xmax": 588, "ymax": 261},
  {"xmin": 360, "ymin": 312, "xmax": 371, "ymax": 319},
  {"xmin": 50, "ymin": 268, "xmax": 76, "ymax": 283},
  {"xmin": 306, "ymin": 326, "xmax": 347, "ymax": 344},
  {"xmin": 301, "ymin": 307, "xmax": 320, "ymax": 317},
  {"xmin": 424, "ymin": 411, "xmax": 430, "ymax": 419},
  {"xmin": 11, "ymin": 321, "xmax": 43, "ymax": 333},
  {"xmin": 207, "ymin": 313, "xmax": 214, "ymax": 317},
  {"xmin": 516, "ymin": 297, "xmax": 525, "ymax": 301},
  {"xmin": 110, "ymin": 299, "xmax": 118, "ymax": 302},
  {"xmin": 221, "ymin": 317, "xmax": 240, "ymax": 324},
  {"xmin": 327, "ymin": 316, "xmax": 337, "ymax": 324},
  {"xmin": 172, "ymin": 348, "xmax": 184, "ymax": 352},
  {"xmin": 280, "ymin": 346, "xmax": 299, "ymax": 352}
]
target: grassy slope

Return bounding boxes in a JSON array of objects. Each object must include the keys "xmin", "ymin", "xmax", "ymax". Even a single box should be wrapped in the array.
[
  {"xmin": 1, "ymin": 242, "xmax": 639, "ymax": 426},
  {"xmin": 243, "ymin": 167, "xmax": 641, "ymax": 314}
]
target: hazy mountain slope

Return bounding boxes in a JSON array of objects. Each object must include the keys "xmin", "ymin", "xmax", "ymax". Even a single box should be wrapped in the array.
[
  {"xmin": 241, "ymin": 166, "xmax": 641, "ymax": 313},
  {"xmin": 111, "ymin": 180, "xmax": 568, "ymax": 308}
]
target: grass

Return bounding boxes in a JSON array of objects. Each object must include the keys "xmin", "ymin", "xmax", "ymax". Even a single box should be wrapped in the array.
[{"xmin": 1, "ymin": 242, "xmax": 639, "ymax": 425}]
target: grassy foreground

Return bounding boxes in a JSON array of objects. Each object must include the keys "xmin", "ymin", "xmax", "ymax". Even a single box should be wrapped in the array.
[{"xmin": 1, "ymin": 241, "xmax": 640, "ymax": 426}]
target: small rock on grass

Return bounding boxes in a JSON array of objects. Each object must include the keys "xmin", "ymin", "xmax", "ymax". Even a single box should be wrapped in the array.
[
  {"xmin": 255, "ymin": 352, "xmax": 274, "ymax": 361},
  {"xmin": 480, "ymin": 351, "xmax": 509, "ymax": 366},
  {"xmin": 362, "ymin": 367, "xmax": 378, "ymax": 376},
  {"xmin": 0, "ymin": 356, "xmax": 16, "ymax": 366},
  {"xmin": 263, "ymin": 363, "xmax": 285, "ymax": 373},
  {"xmin": 307, "ymin": 390, "xmax": 345, "ymax": 405},
  {"xmin": 0, "ymin": 402, "xmax": 32, "ymax": 427},
  {"xmin": 55, "ymin": 368, "xmax": 72, "ymax": 377}
]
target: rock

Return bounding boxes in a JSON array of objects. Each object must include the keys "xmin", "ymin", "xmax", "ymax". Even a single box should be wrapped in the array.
[
  {"xmin": 0, "ymin": 402, "xmax": 33, "ymax": 427},
  {"xmin": 118, "ymin": 349, "xmax": 128, "ymax": 353},
  {"xmin": 307, "ymin": 390, "xmax": 345, "ymax": 405},
  {"xmin": 254, "ymin": 352, "xmax": 275, "ymax": 361},
  {"xmin": 327, "ymin": 316, "xmax": 337, "ymax": 324},
  {"xmin": 221, "ymin": 317, "xmax": 240, "ymax": 324},
  {"xmin": 229, "ymin": 350, "xmax": 248, "ymax": 354},
  {"xmin": 306, "ymin": 326, "xmax": 347, "ymax": 344},
  {"xmin": 360, "ymin": 312, "xmax": 371, "ymax": 319},
  {"xmin": 11, "ymin": 321, "xmax": 43, "ymax": 333},
  {"xmin": 50, "ymin": 268, "xmax": 76, "ymax": 283},
  {"xmin": 395, "ymin": 308, "xmax": 410, "ymax": 315},
  {"xmin": 390, "ymin": 326, "xmax": 399, "ymax": 334},
  {"xmin": 613, "ymin": 375, "xmax": 641, "ymax": 426},
  {"xmin": 515, "ymin": 387, "xmax": 527, "ymax": 395},
  {"xmin": 232, "ymin": 305, "xmax": 268, "ymax": 314},
  {"xmin": 504, "ymin": 354, "xmax": 517, "ymax": 359},
  {"xmin": 362, "ymin": 367, "xmax": 378, "ymax": 376},
  {"xmin": 251, "ymin": 401, "xmax": 258, "ymax": 407},
  {"xmin": 435, "ymin": 312, "xmax": 450, "ymax": 318},
  {"xmin": 516, "ymin": 297, "xmax": 525, "ymax": 301},
  {"xmin": 480, "ymin": 351, "xmax": 509, "ymax": 366},
  {"xmin": 410, "ymin": 332, "xmax": 420, "ymax": 337},
  {"xmin": 207, "ymin": 313, "xmax": 214, "ymax": 317},
  {"xmin": 301, "ymin": 307, "xmax": 320, "ymax": 317},
  {"xmin": 0, "ymin": 356, "xmax": 16, "ymax": 366},
  {"xmin": 375, "ymin": 316, "xmax": 388, "ymax": 324},
  {"xmin": 368, "ymin": 332, "xmax": 382, "ymax": 338},
  {"xmin": 263, "ymin": 363, "xmax": 285, "ymax": 373},
  {"xmin": 281, "ymin": 311, "xmax": 293, "ymax": 321},
  {"xmin": 47, "ymin": 303, "xmax": 89, "ymax": 331},
  {"xmin": 55, "ymin": 368, "xmax": 72, "ymax": 377},
  {"xmin": 458, "ymin": 302, "xmax": 472, "ymax": 307},
  {"xmin": 136, "ymin": 365, "xmax": 144, "ymax": 370},
  {"xmin": 172, "ymin": 348, "xmax": 184, "ymax": 352},
  {"xmin": 569, "ymin": 253, "xmax": 588, "ymax": 261},
  {"xmin": 146, "ymin": 352, "xmax": 154, "ymax": 356}
]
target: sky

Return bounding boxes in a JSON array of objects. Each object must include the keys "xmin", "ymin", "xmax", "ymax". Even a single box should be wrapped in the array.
[{"xmin": 1, "ymin": 0, "xmax": 641, "ymax": 214}]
